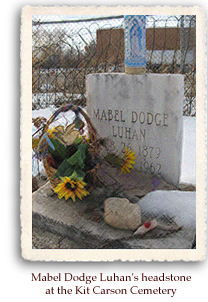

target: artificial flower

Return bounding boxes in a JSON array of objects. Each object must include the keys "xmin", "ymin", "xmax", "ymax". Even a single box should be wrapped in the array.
[
  {"xmin": 47, "ymin": 127, "xmax": 58, "ymax": 138},
  {"xmin": 120, "ymin": 146, "xmax": 136, "ymax": 174},
  {"xmin": 54, "ymin": 175, "xmax": 89, "ymax": 202}
]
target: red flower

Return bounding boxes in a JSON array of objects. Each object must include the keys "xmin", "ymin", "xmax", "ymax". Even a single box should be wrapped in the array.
[{"xmin": 144, "ymin": 221, "xmax": 151, "ymax": 228}]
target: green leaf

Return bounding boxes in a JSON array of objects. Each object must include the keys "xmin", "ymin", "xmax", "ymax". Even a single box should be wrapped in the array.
[
  {"xmin": 75, "ymin": 169, "xmax": 86, "ymax": 179},
  {"xmin": 69, "ymin": 170, "xmax": 86, "ymax": 182},
  {"xmin": 52, "ymin": 140, "xmax": 88, "ymax": 179},
  {"xmin": 75, "ymin": 137, "xmax": 83, "ymax": 145},
  {"xmin": 77, "ymin": 143, "xmax": 87, "ymax": 161},
  {"xmin": 67, "ymin": 150, "xmax": 85, "ymax": 169},
  {"xmin": 67, "ymin": 150, "xmax": 80, "ymax": 165},
  {"xmin": 53, "ymin": 159, "xmax": 71, "ymax": 178},
  {"xmin": 48, "ymin": 138, "xmax": 68, "ymax": 161},
  {"xmin": 63, "ymin": 167, "xmax": 74, "ymax": 177},
  {"xmin": 105, "ymin": 153, "xmax": 124, "ymax": 167}
]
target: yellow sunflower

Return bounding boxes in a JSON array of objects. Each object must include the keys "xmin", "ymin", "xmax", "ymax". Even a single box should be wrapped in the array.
[
  {"xmin": 54, "ymin": 176, "xmax": 89, "ymax": 202},
  {"xmin": 47, "ymin": 127, "xmax": 57, "ymax": 138},
  {"xmin": 120, "ymin": 146, "xmax": 137, "ymax": 174}
]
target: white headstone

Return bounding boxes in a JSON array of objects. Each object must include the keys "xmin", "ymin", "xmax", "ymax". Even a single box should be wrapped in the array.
[{"xmin": 87, "ymin": 73, "xmax": 184, "ymax": 186}]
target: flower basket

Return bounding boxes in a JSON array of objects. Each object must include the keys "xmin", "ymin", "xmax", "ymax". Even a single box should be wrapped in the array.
[
  {"xmin": 33, "ymin": 103, "xmax": 137, "ymax": 202},
  {"xmin": 36, "ymin": 104, "xmax": 100, "ymax": 200}
]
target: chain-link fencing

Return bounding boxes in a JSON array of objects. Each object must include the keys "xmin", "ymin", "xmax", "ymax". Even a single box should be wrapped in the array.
[
  {"xmin": 32, "ymin": 15, "xmax": 196, "ymax": 249},
  {"xmin": 32, "ymin": 15, "xmax": 196, "ymax": 116}
]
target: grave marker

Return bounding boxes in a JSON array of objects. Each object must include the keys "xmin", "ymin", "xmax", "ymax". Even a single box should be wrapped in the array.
[{"xmin": 87, "ymin": 16, "xmax": 184, "ymax": 186}]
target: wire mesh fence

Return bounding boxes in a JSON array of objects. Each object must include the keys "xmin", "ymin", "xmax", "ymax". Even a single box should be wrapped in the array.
[
  {"xmin": 32, "ymin": 15, "xmax": 196, "ymax": 116},
  {"xmin": 32, "ymin": 15, "xmax": 196, "ymax": 250}
]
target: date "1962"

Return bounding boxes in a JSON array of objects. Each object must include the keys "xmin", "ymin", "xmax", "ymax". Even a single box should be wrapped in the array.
[{"xmin": 138, "ymin": 161, "xmax": 162, "ymax": 174}]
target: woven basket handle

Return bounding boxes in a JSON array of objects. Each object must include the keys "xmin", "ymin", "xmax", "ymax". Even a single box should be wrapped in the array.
[{"xmin": 41, "ymin": 104, "xmax": 98, "ymax": 141}]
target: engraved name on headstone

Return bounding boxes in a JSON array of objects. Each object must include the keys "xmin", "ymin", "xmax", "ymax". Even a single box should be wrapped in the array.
[{"xmin": 87, "ymin": 73, "xmax": 184, "ymax": 186}]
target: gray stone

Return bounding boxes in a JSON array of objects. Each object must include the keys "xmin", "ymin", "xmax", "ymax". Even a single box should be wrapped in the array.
[
  {"xmin": 103, "ymin": 197, "xmax": 142, "ymax": 230},
  {"xmin": 32, "ymin": 174, "xmax": 48, "ymax": 193},
  {"xmin": 32, "ymin": 225, "xmax": 62, "ymax": 249},
  {"xmin": 32, "ymin": 182, "xmax": 196, "ymax": 250},
  {"xmin": 178, "ymin": 183, "xmax": 196, "ymax": 191},
  {"xmin": 32, "ymin": 176, "xmax": 39, "ymax": 192},
  {"xmin": 87, "ymin": 73, "xmax": 184, "ymax": 186},
  {"xmin": 32, "ymin": 182, "xmax": 133, "ymax": 248},
  {"xmin": 98, "ymin": 161, "xmax": 177, "ymax": 198}
]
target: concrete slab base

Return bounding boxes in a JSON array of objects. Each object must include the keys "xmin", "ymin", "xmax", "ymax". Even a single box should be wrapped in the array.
[{"xmin": 32, "ymin": 178, "xmax": 196, "ymax": 249}]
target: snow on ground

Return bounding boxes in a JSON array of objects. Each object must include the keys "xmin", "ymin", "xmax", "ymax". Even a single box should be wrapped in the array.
[
  {"xmin": 32, "ymin": 93, "xmax": 83, "ymax": 109},
  {"xmin": 139, "ymin": 190, "xmax": 196, "ymax": 229},
  {"xmin": 138, "ymin": 116, "xmax": 196, "ymax": 228},
  {"xmin": 180, "ymin": 116, "xmax": 196, "ymax": 185},
  {"xmin": 32, "ymin": 106, "xmax": 76, "ymax": 135},
  {"xmin": 32, "ymin": 107, "xmax": 196, "ymax": 187}
]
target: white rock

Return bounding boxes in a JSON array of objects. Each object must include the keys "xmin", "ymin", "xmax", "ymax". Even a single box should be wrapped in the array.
[{"xmin": 104, "ymin": 197, "xmax": 142, "ymax": 230}]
